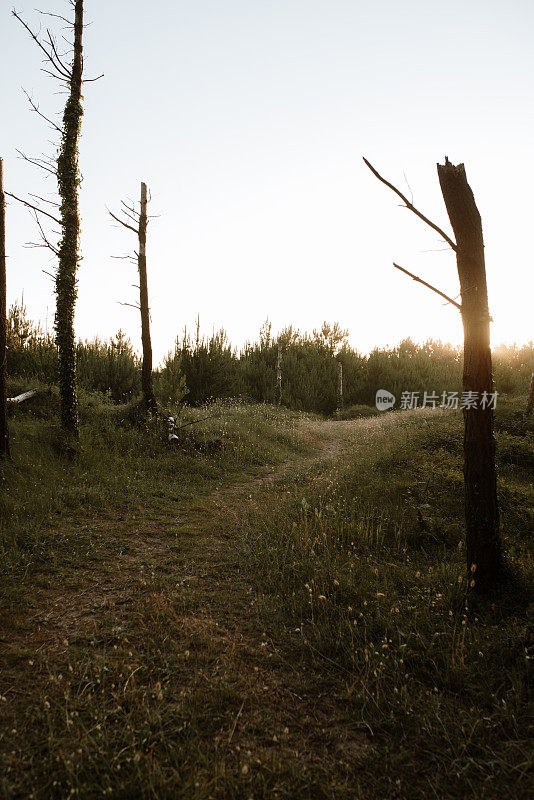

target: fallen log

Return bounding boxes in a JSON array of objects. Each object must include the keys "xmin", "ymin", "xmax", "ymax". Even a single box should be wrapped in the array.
[{"xmin": 7, "ymin": 389, "xmax": 38, "ymax": 404}]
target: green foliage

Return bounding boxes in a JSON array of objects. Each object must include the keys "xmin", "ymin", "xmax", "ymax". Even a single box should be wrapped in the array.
[
  {"xmin": 6, "ymin": 300, "xmax": 57, "ymax": 381},
  {"xmin": 7, "ymin": 305, "xmax": 534, "ymax": 415},
  {"xmin": 154, "ymin": 345, "xmax": 188, "ymax": 406},
  {"xmin": 76, "ymin": 330, "xmax": 140, "ymax": 403},
  {"xmin": 177, "ymin": 325, "xmax": 243, "ymax": 405}
]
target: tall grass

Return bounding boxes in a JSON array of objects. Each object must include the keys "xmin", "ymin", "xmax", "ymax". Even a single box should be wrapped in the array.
[{"xmin": 234, "ymin": 402, "xmax": 533, "ymax": 797}]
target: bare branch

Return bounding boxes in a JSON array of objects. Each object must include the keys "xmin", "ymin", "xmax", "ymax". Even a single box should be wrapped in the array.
[
  {"xmin": 5, "ymin": 191, "xmax": 61, "ymax": 224},
  {"xmin": 117, "ymin": 301, "xmax": 141, "ymax": 310},
  {"xmin": 12, "ymin": 10, "xmax": 72, "ymax": 80},
  {"xmin": 363, "ymin": 157, "xmax": 457, "ymax": 252},
  {"xmin": 393, "ymin": 262, "xmax": 461, "ymax": 310},
  {"xmin": 37, "ymin": 11, "xmax": 73, "ymax": 26},
  {"xmin": 16, "ymin": 149, "xmax": 57, "ymax": 176},
  {"xmin": 22, "ymin": 89, "xmax": 62, "ymax": 133},
  {"xmin": 45, "ymin": 28, "xmax": 71, "ymax": 75},
  {"xmin": 108, "ymin": 209, "xmax": 138, "ymax": 234},
  {"xmin": 119, "ymin": 203, "xmax": 140, "ymax": 225},
  {"xmin": 111, "ymin": 254, "xmax": 137, "ymax": 263},
  {"xmin": 121, "ymin": 200, "xmax": 139, "ymax": 216},
  {"xmin": 33, "ymin": 212, "xmax": 59, "ymax": 255},
  {"xmin": 28, "ymin": 193, "xmax": 60, "ymax": 207},
  {"xmin": 41, "ymin": 68, "xmax": 70, "ymax": 84}
]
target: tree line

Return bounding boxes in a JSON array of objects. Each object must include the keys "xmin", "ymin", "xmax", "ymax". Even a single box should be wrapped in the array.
[{"xmin": 7, "ymin": 302, "xmax": 533, "ymax": 413}]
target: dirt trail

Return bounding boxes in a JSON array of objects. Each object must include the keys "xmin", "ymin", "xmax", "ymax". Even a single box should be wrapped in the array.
[
  {"xmin": 1, "ymin": 417, "xmax": 377, "ymax": 796},
  {"xmin": 15, "ymin": 421, "xmax": 350, "ymax": 641}
]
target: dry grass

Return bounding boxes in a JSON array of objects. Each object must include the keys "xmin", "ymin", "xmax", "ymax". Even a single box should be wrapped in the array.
[{"xmin": 0, "ymin": 398, "xmax": 532, "ymax": 798}]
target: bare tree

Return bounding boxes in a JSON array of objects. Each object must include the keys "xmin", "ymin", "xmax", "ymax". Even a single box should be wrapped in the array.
[
  {"xmin": 364, "ymin": 156, "xmax": 503, "ymax": 592},
  {"xmin": 109, "ymin": 182, "xmax": 158, "ymax": 415},
  {"xmin": 0, "ymin": 159, "xmax": 10, "ymax": 458},
  {"xmin": 10, "ymin": 1, "xmax": 94, "ymax": 440}
]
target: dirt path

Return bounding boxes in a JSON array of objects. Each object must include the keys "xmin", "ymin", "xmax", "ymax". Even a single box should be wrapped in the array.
[
  {"xmin": 2, "ymin": 418, "xmax": 376, "ymax": 797},
  {"xmin": 19, "ymin": 421, "xmax": 350, "ymax": 639}
]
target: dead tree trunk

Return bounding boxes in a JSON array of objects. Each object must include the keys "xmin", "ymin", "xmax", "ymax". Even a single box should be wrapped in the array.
[
  {"xmin": 0, "ymin": 158, "xmax": 10, "ymax": 458},
  {"xmin": 109, "ymin": 182, "xmax": 157, "ymax": 415},
  {"xmin": 138, "ymin": 182, "xmax": 157, "ymax": 414},
  {"xmin": 437, "ymin": 160, "xmax": 502, "ymax": 591},
  {"xmin": 364, "ymin": 156, "xmax": 504, "ymax": 593}
]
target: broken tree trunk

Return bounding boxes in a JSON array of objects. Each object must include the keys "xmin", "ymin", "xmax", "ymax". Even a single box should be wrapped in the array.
[
  {"xmin": 0, "ymin": 158, "xmax": 9, "ymax": 457},
  {"xmin": 138, "ymin": 182, "xmax": 157, "ymax": 414},
  {"xmin": 437, "ymin": 159, "xmax": 503, "ymax": 591}
]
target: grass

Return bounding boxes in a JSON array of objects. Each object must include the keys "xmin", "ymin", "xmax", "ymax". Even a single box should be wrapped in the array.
[
  {"xmin": 236, "ymin": 402, "xmax": 533, "ymax": 798},
  {"xmin": 0, "ymin": 392, "xmax": 532, "ymax": 798}
]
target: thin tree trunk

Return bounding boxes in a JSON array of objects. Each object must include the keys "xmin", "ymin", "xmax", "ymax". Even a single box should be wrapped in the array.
[
  {"xmin": 0, "ymin": 158, "xmax": 10, "ymax": 458},
  {"xmin": 437, "ymin": 159, "xmax": 503, "ymax": 591},
  {"xmin": 138, "ymin": 182, "xmax": 157, "ymax": 414},
  {"xmin": 55, "ymin": 0, "xmax": 84, "ymax": 438}
]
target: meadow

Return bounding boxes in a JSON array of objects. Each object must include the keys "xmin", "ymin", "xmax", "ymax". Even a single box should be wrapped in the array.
[{"xmin": 1, "ymin": 384, "xmax": 532, "ymax": 799}]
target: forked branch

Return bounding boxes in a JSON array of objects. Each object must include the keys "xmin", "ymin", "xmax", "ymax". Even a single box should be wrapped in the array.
[
  {"xmin": 108, "ymin": 208, "xmax": 138, "ymax": 234},
  {"xmin": 5, "ymin": 191, "xmax": 61, "ymax": 224}
]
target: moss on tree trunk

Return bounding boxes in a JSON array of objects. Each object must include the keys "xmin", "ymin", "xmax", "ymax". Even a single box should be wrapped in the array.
[{"xmin": 55, "ymin": 0, "xmax": 83, "ymax": 438}]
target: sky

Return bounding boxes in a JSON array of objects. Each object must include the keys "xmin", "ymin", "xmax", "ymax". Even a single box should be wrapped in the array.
[{"xmin": 1, "ymin": 0, "xmax": 533, "ymax": 363}]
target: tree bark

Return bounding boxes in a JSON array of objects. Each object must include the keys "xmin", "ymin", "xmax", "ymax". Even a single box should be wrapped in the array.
[
  {"xmin": 337, "ymin": 361, "xmax": 343, "ymax": 410},
  {"xmin": 437, "ymin": 159, "xmax": 503, "ymax": 591},
  {"xmin": 138, "ymin": 182, "xmax": 157, "ymax": 414},
  {"xmin": 0, "ymin": 158, "xmax": 10, "ymax": 457},
  {"xmin": 55, "ymin": 0, "xmax": 84, "ymax": 438}
]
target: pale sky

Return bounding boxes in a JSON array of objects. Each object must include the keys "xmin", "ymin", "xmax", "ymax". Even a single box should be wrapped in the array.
[{"xmin": 2, "ymin": 0, "xmax": 533, "ymax": 363}]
